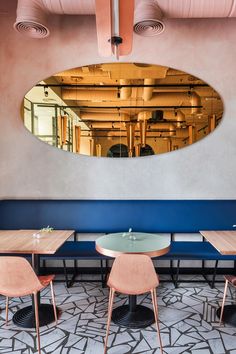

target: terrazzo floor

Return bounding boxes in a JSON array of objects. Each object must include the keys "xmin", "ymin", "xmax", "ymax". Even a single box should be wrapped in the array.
[{"xmin": 0, "ymin": 275, "xmax": 236, "ymax": 354}]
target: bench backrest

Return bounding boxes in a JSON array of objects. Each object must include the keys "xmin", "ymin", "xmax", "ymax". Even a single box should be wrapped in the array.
[{"xmin": 0, "ymin": 200, "xmax": 236, "ymax": 233}]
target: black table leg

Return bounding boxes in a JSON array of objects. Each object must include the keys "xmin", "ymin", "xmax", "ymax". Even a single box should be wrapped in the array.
[
  {"xmin": 13, "ymin": 254, "xmax": 59, "ymax": 328},
  {"xmin": 216, "ymin": 305, "xmax": 236, "ymax": 327},
  {"xmin": 112, "ymin": 295, "xmax": 155, "ymax": 329}
]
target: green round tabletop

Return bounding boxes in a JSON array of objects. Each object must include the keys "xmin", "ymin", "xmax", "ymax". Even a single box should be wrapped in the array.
[{"xmin": 96, "ymin": 232, "xmax": 170, "ymax": 258}]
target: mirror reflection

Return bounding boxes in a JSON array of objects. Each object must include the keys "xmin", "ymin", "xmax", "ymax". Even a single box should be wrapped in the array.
[{"xmin": 23, "ymin": 63, "xmax": 223, "ymax": 157}]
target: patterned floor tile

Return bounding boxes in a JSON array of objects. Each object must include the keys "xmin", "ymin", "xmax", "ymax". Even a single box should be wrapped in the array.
[{"xmin": 0, "ymin": 275, "xmax": 236, "ymax": 353}]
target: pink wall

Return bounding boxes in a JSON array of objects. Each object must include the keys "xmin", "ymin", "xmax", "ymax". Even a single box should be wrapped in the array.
[{"xmin": 1, "ymin": 0, "xmax": 236, "ymax": 199}]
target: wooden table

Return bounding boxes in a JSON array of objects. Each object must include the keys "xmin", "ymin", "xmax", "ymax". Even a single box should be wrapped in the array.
[
  {"xmin": 96, "ymin": 232, "xmax": 170, "ymax": 329},
  {"xmin": 200, "ymin": 230, "xmax": 236, "ymax": 326},
  {"xmin": 0, "ymin": 229, "xmax": 74, "ymax": 328}
]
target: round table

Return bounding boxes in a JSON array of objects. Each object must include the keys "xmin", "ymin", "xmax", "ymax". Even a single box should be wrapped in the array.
[{"xmin": 96, "ymin": 232, "xmax": 170, "ymax": 329}]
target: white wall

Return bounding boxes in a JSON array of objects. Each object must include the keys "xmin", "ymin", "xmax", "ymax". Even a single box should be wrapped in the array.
[{"xmin": 1, "ymin": 2, "xmax": 236, "ymax": 200}]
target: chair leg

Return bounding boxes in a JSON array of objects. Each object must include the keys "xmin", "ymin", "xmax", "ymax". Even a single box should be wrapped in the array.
[
  {"xmin": 33, "ymin": 292, "xmax": 41, "ymax": 354},
  {"xmin": 219, "ymin": 279, "xmax": 228, "ymax": 325},
  {"xmin": 5, "ymin": 296, "xmax": 9, "ymax": 326},
  {"xmin": 104, "ymin": 288, "xmax": 115, "ymax": 354},
  {"xmin": 50, "ymin": 281, "xmax": 58, "ymax": 324},
  {"xmin": 174, "ymin": 260, "xmax": 180, "ymax": 288},
  {"xmin": 63, "ymin": 260, "xmax": 70, "ymax": 288},
  {"xmin": 211, "ymin": 260, "xmax": 218, "ymax": 289},
  {"xmin": 151, "ymin": 288, "xmax": 163, "ymax": 354}
]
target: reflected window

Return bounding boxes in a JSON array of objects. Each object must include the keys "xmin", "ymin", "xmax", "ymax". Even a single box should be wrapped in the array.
[
  {"xmin": 140, "ymin": 145, "xmax": 154, "ymax": 156},
  {"xmin": 107, "ymin": 144, "xmax": 128, "ymax": 158}
]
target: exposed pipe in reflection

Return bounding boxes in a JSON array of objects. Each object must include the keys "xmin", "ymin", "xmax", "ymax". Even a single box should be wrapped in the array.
[
  {"xmin": 73, "ymin": 125, "xmax": 81, "ymax": 153},
  {"xmin": 89, "ymin": 139, "xmax": 94, "ymax": 156},
  {"xmin": 135, "ymin": 144, "xmax": 141, "ymax": 157},
  {"xmin": 126, "ymin": 122, "xmax": 136, "ymax": 157},
  {"xmin": 96, "ymin": 144, "xmax": 102, "ymax": 157}
]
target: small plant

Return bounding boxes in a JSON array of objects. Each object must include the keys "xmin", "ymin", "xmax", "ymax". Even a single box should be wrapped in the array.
[{"xmin": 40, "ymin": 226, "xmax": 54, "ymax": 233}]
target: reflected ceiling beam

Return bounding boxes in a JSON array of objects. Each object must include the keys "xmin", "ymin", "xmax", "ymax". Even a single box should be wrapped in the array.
[
  {"xmin": 36, "ymin": 104, "xmax": 202, "ymax": 109},
  {"xmin": 36, "ymin": 83, "xmax": 208, "ymax": 88}
]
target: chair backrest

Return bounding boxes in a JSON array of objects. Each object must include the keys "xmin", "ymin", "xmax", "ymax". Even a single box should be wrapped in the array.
[
  {"xmin": 108, "ymin": 253, "xmax": 159, "ymax": 294},
  {"xmin": 0, "ymin": 257, "xmax": 43, "ymax": 297}
]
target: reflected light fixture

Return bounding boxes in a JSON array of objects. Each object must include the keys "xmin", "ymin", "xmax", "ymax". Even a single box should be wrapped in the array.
[{"xmin": 44, "ymin": 85, "xmax": 48, "ymax": 97}]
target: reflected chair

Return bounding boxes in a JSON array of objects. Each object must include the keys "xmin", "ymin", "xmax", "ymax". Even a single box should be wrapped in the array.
[
  {"xmin": 0, "ymin": 257, "xmax": 57, "ymax": 354},
  {"xmin": 219, "ymin": 275, "xmax": 236, "ymax": 324},
  {"xmin": 104, "ymin": 254, "xmax": 163, "ymax": 354}
]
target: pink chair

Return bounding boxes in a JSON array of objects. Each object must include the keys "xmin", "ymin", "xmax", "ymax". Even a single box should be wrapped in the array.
[
  {"xmin": 219, "ymin": 275, "xmax": 236, "ymax": 324},
  {"xmin": 0, "ymin": 257, "xmax": 57, "ymax": 354},
  {"xmin": 104, "ymin": 254, "xmax": 163, "ymax": 354}
]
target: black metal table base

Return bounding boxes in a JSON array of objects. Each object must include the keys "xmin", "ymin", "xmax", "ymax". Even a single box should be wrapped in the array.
[
  {"xmin": 13, "ymin": 304, "xmax": 59, "ymax": 328},
  {"xmin": 216, "ymin": 305, "xmax": 236, "ymax": 327},
  {"xmin": 112, "ymin": 304, "xmax": 154, "ymax": 329}
]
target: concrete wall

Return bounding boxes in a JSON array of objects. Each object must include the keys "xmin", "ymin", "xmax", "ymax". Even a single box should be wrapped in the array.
[{"xmin": 1, "ymin": 1, "xmax": 236, "ymax": 199}]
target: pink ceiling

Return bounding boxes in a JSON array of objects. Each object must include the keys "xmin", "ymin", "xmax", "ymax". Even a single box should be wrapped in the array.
[
  {"xmin": 14, "ymin": 0, "xmax": 236, "ymax": 54},
  {"xmin": 157, "ymin": 0, "xmax": 236, "ymax": 18}
]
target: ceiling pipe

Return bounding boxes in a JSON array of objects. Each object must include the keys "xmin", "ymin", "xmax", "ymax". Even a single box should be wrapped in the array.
[
  {"xmin": 143, "ymin": 79, "xmax": 155, "ymax": 101},
  {"xmin": 88, "ymin": 122, "xmax": 126, "ymax": 129},
  {"xmin": 105, "ymin": 130, "xmax": 176, "ymax": 138},
  {"xmin": 80, "ymin": 112, "xmax": 129, "ymax": 121},
  {"xmin": 134, "ymin": 0, "xmax": 165, "ymax": 36},
  {"xmin": 37, "ymin": 83, "xmax": 208, "ymax": 88},
  {"xmin": 137, "ymin": 111, "xmax": 152, "ymax": 147},
  {"xmin": 175, "ymin": 110, "xmax": 185, "ymax": 128},
  {"xmin": 126, "ymin": 122, "xmax": 136, "ymax": 157},
  {"xmin": 120, "ymin": 79, "xmax": 132, "ymax": 100},
  {"xmin": 63, "ymin": 89, "xmax": 118, "ymax": 101},
  {"xmin": 148, "ymin": 122, "xmax": 176, "ymax": 136},
  {"xmin": 190, "ymin": 92, "xmax": 201, "ymax": 114},
  {"xmin": 14, "ymin": 0, "xmax": 50, "ymax": 38},
  {"xmin": 135, "ymin": 144, "xmax": 141, "ymax": 157},
  {"xmin": 139, "ymin": 120, "xmax": 147, "ymax": 147},
  {"xmin": 63, "ymin": 90, "xmax": 201, "ymax": 106},
  {"xmin": 14, "ymin": 0, "xmax": 95, "ymax": 38}
]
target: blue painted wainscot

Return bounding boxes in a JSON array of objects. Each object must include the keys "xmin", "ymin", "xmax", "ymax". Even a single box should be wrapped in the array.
[{"xmin": 0, "ymin": 199, "xmax": 236, "ymax": 232}]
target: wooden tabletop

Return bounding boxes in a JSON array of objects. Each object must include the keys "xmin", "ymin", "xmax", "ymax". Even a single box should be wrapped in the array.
[
  {"xmin": 0, "ymin": 229, "xmax": 74, "ymax": 254},
  {"xmin": 200, "ymin": 230, "xmax": 236, "ymax": 255}
]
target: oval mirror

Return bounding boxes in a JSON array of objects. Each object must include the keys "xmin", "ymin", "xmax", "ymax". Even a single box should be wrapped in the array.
[{"xmin": 23, "ymin": 63, "xmax": 223, "ymax": 157}]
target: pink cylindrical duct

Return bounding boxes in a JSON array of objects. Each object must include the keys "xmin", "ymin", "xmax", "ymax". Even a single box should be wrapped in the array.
[
  {"xmin": 14, "ymin": 0, "xmax": 96, "ymax": 38},
  {"xmin": 14, "ymin": 0, "xmax": 50, "ymax": 38},
  {"xmin": 134, "ymin": 0, "xmax": 165, "ymax": 36},
  {"xmin": 42, "ymin": 0, "xmax": 95, "ymax": 15}
]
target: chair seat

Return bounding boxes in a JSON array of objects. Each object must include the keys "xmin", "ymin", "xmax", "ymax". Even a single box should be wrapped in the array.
[
  {"xmin": 224, "ymin": 275, "xmax": 236, "ymax": 285},
  {"xmin": 38, "ymin": 275, "xmax": 55, "ymax": 287}
]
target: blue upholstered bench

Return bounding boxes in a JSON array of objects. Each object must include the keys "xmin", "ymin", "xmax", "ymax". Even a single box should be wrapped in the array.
[
  {"xmin": 159, "ymin": 241, "xmax": 236, "ymax": 288},
  {"xmin": 41, "ymin": 241, "xmax": 110, "ymax": 288},
  {"xmin": 41, "ymin": 239, "xmax": 236, "ymax": 289}
]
